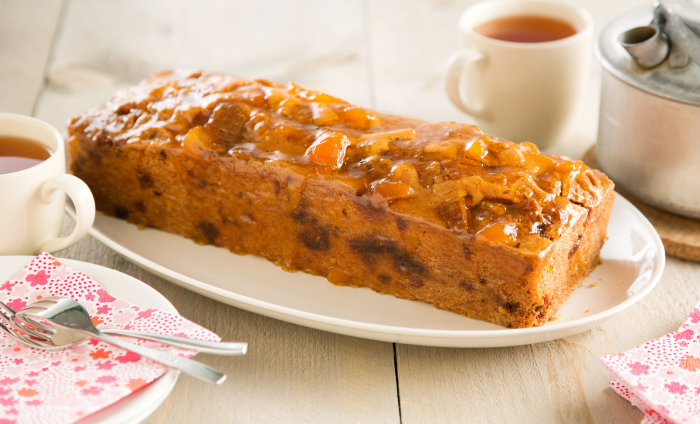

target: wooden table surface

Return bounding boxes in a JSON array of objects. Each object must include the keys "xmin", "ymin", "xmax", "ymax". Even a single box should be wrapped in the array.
[{"xmin": 3, "ymin": 0, "xmax": 698, "ymax": 423}]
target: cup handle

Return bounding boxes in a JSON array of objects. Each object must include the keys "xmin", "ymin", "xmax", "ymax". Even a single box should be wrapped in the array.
[
  {"xmin": 445, "ymin": 48, "xmax": 490, "ymax": 120},
  {"xmin": 38, "ymin": 175, "xmax": 95, "ymax": 253}
]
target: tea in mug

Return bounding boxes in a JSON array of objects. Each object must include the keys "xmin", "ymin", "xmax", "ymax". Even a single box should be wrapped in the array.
[
  {"xmin": 474, "ymin": 15, "xmax": 577, "ymax": 43},
  {"xmin": 0, "ymin": 136, "xmax": 52, "ymax": 175}
]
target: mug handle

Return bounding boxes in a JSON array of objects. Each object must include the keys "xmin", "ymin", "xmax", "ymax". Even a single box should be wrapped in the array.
[
  {"xmin": 38, "ymin": 174, "xmax": 96, "ymax": 253},
  {"xmin": 445, "ymin": 48, "xmax": 490, "ymax": 120}
]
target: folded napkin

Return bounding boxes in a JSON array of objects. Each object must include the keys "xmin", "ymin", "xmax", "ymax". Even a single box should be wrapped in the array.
[
  {"xmin": 601, "ymin": 303, "xmax": 700, "ymax": 424},
  {"xmin": 0, "ymin": 253, "xmax": 219, "ymax": 424}
]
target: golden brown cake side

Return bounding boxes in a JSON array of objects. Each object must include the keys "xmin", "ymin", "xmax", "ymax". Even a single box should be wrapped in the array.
[{"xmin": 67, "ymin": 70, "xmax": 614, "ymax": 328}]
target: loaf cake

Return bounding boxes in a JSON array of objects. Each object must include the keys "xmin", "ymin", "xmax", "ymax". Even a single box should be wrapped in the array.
[{"xmin": 68, "ymin": 70, "xmax": 614, "ymax": 328}]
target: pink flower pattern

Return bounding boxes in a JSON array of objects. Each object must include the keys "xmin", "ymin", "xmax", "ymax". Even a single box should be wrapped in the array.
[
  {"xmin": 628, "ymin": 362, "xmax": 650, "ymax": 376},
  {"xmin": 96, "ymin": 304, "xmax": 111, "ymax": 315},
  {"xmin": 136, "ymin": 309, "xmax": 157, "ymax": 320},
  {"xmin": 673, "ymin": 329, "xmax": 694, "ymax": 341},
  {"xmin": 115, "ymin": 352, "xmax": 141, "ymax": 364},
  {"xmin": 664, "ymin": 381, "xmax": 688, "ymax": 395},
  {"xmin": 25, "ymin": 270, "xmax": 50, "ymax": 287},
  {"xmin": 689, "ymin": 308, "xmax": 700, "ymax": 324},
  {"xmin": 96, "ymin": 289, "xmax": 115, "ymax": 303},
  {"xmin": 0, "ymin": 398, "xmax": 15, "ymax": 407},
  {"xmin": 0, "ymin": 282, "xmax": 15, "ymax": 291},
  {"xmin": 95, "ymin": 361, "xmax": 115, "ymax": 370},
  {"xmin": 79, "ymin": 386, "xmax": 102, "ymax": 396},
  {"xmin": 0, "ymin": 253, "xmax": 220, "ymax": 424},
  {"xmin": 95, "ymin": 376, "xmax": 116, "ymax": 385},
  {"xmin": 602, "ymin": 302, "xmax": 700, "ymax": 424},
  {"xmin": 5, "ymin": 299, "xmax": 25, "ymax": 312}
]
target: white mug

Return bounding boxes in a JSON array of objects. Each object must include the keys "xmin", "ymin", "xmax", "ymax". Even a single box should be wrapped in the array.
[
  {"xmin": 445, "ymin": 0, "xmax": 593, "ymax": 148},
  {"xmin": 0, "ymin": 113, "xmax": 95, "ymax": 255}
]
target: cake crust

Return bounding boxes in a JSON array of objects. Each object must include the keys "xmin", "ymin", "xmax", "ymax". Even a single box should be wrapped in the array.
[{"xmin": 68, "ymin": 70, "xmax": 614, "ymax": 328}]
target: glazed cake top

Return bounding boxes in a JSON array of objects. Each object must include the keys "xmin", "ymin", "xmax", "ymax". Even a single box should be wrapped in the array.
[{"xmin": 68, "ymin": 69, "xmax": 613, "ymax": 252}]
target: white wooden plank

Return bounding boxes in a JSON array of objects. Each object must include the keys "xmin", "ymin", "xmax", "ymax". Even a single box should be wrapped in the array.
[
  {"xmin": 365, "ymin": 0, "xmax": 649, "ymax": 160},
  {"xmin": 56, "ymin": 221, "xmax": 401, "ymax": 424},
  {"xmin": 363, "ymin": 1, "xmax": 693, "ymax": 422},
  {"xmin": 0, "ymin": 0, "xmax": 63, "ymax": 115},
  {"xmin": 41, "ymin": 1, "xmax": 401, "ymax": 422},
  {"xmin": 34, "ymin": 0, "xmax": 372, "ymax": 131},
  {"xmin": 366, "ymin": 0, "xmax": 472, "ymax": 123},
  {"xmin": 31, "ymin": 0, "xmax": 693, "ymax": 423},
  {"xmin": 396, "ymin": 257, "xmax": 700, "ymax": 424}
]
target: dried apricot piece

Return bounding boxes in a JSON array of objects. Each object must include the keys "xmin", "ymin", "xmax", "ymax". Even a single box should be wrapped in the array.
[
  {"xmin": 336, "ymin": 106, "xmax": 380, "ymax": 130},
  {"xmin": 288, "ymin": 83, "xmax": 346, "ymax": 105},
  {"xmin": 305, "ymin": 130, "xmax": 351, "ymax": 170},
  {"xmin": 183, "ymin": 126, "xmax": 213, "ymax": 156},
  {"xmin": 476, "ymin": 221, "xmax": 518, "ymax": 246},
  {"xmin": 328, "ymin": 268, "xmax": 352, "ymax": 286},
  {"xmin": 524, "ymin": 153, "xmax": 554, "ymax": 173},
  {"xmin": 367, "ymin": 180, "xmax": 414, "ymax": 205},
  {"xmin": 554, "ymin": 160, "xmax": 584, "ymax": 175},
  {"xmin": 465, "ymin": 138, "xmax": 489, "ymax": 160},
  {"xmin": 311, "ymin": 104, "xmax": 341, "ymax": 126}
]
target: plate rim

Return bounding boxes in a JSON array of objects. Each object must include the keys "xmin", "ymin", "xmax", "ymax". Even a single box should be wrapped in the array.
[
  {"xmin": 0, "ymin": 256, "xmax": 180, "ymax": 424},
  {"xmin": 71, "ymin": 192, "xmax": 666, "ymax": 343}
]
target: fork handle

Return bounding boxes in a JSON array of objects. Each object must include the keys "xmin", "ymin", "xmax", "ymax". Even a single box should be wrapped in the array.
[
  {"xmin": 96, "ymin": 332, "xmax": 226, "ymax": 384},
  {"xmin": 101, "ymin": 329, "xmax": 247, "ymax": 355}
]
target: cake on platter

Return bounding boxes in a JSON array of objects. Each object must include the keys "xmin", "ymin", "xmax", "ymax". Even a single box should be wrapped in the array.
[{"xmin": 68, "ymin": 70, "xmax": 614, "ymax": 328}]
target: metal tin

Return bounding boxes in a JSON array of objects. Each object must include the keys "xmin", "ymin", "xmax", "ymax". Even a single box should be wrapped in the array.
[
  {"xmin": 596, "ymin": 5, "xmax": 700, "ymax": 219},
  {"xmin": 666, "ymin": 0, "xmax": 700, "ymax": 36},
  {"xmin": 597, "ymin": 7, "xmax": 700, "ymax": 105}
]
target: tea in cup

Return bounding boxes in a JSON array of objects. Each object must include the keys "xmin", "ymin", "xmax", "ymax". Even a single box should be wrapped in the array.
[
  {"xmin": 445, "ymin": 0, "xmax": 594, "ymax": 148},
  {"xmin": 0, "ymin": 113, "xmax": 95, "ymax": 255}
]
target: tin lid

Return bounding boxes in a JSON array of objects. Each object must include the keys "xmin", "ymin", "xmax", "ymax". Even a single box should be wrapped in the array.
[
  {"xmin": 668, "ymin": 0, "xmax": 700, "ymax": 35},
  {"xmin": 596, "ymin": 5, "xmax": 700, "ymax": 106}
]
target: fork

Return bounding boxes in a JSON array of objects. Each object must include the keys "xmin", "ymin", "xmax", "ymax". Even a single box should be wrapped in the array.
[
  {"xmin": 2, "ymin": 297, "xmax": 247, "ymax": 355},
  {"xmin": 0, "ymin": 300, "xmax": 46, "ymax": 347},
  {"xmin": 3, "ymin": 298, "xmax": 227, "ymax": 384}
]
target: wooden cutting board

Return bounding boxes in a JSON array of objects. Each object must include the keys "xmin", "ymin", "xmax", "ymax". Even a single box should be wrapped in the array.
[{"xmin": 583, "ymin": 145, "xmax": 700, "ymax": 262}]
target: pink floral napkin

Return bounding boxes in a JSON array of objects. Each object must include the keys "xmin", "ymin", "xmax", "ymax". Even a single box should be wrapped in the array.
[
  {"xmin": 0, "ymin": 253, "xmax": 220, "ymax": 424},
  {"xmin": 601, "ymin": 303, "xmax": 700, "ymax": 424}
]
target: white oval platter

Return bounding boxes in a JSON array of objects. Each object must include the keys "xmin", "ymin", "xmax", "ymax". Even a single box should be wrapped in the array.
[{"xmin": 68, "ymin": 193, "xmax": 665, "ymax": 348}]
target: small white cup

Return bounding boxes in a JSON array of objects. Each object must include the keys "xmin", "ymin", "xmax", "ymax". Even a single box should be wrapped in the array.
[
  {"xmin": 445, "ymin": 0, "xmax": 593, "ymax": 148},
  {"xmin": 0, "ymin": 113, "xmax": 95, "ymax": 255}
]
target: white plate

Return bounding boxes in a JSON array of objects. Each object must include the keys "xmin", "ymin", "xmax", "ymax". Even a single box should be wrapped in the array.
[
  {"xmin": 69, "ymin": 194, "xmax": 665, "ymax": 347},
  {"xmin": 0, "ymin": 257, "xmax": 179, "ymax": 424}
]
